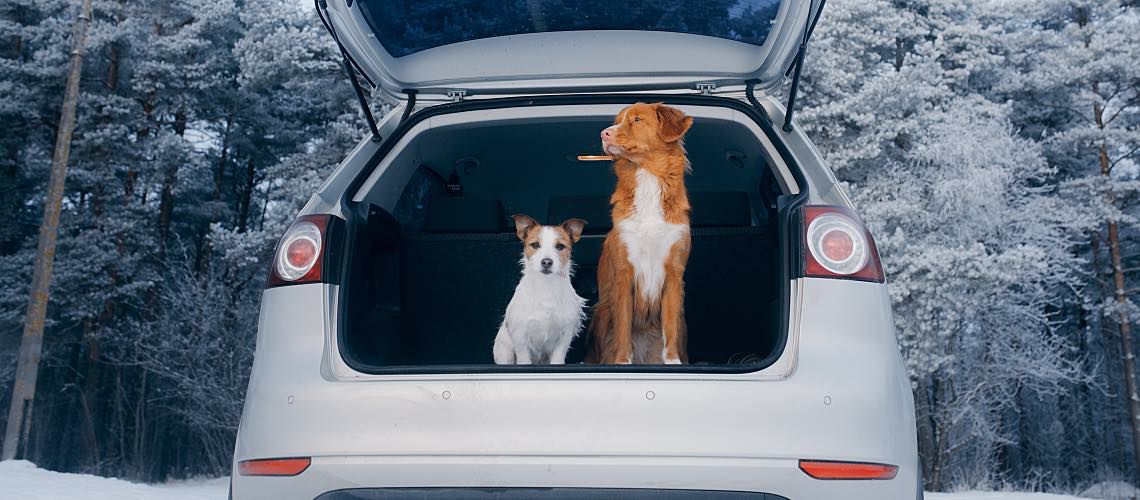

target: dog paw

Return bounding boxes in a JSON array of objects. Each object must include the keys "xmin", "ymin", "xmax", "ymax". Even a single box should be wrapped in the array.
[{"xmin": 664, "ymin": 357, "xmax": 682, "ymax": 365}]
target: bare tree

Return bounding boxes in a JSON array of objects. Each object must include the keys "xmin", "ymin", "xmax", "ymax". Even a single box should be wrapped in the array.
[{"xmin": 2, "ymin": 0, "xmax": 94, "ymax": 460}]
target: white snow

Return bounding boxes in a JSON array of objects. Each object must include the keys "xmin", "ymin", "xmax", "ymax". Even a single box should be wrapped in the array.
[
  {"xmin": 1080, "ymin": 481, "xmax": 1140, "ymax": 500},
  {"xmin": 0, "ymin": 460, "xmax": 228, "ymax": 500},
  {"xmin": 927, "ymin": 493, "xmax": 1088, "ymax": 500},
  {"xmin": 0, "ymin": 459, "xmax": 1119, "ymax": 500}
]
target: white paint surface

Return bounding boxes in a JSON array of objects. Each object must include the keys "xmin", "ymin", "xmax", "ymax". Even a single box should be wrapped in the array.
[{"xmin": 0, "ymin": 460, "xmax": 1105, "ymax": 500}]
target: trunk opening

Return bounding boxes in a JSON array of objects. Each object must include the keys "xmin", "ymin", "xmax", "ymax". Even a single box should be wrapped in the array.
[{"xmin": 336, "ymin": 98, "xmax": 803, "ymax": 373}]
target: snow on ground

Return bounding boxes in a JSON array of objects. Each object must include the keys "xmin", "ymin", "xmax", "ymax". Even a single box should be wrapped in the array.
[
  {"xmin": 1080, "ymin": 481, "xmax": 1140, "ymax": 500},
  {"xmin": 0, "ymin": 460, "xmax": 228, "ymax": 500},
  {"xmin": 927, "ymin": 493, "xmax": 1089, "ymax": 500},
  {"xmin": 0, "ymin": 459, "xmax": 1123, "ymax": 500}
]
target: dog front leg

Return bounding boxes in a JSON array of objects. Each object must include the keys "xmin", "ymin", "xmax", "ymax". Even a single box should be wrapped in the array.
[
  {"xmin": 493, "ymin": 323, "xmax": 515, "ymax": 365},
  {"xmin": 548, "ymin": 329, "xmax": 575, "ymax": 365},
  {"xmin": 514, "ymin": 346, "xmax": 534, "ymax": 365},
  {"xmin": 660, "ymin": 242, "xmax": 689, "ymax": 365},
  {"xmin": 514, "ymin": 323, "xmax": 535, "ymax": 365},
  {"xmin": 596, "ymin": 238, "xmax": 635, "ymax": 364},
  {"xmin": 609, "ymin": 283, "xmax": 635, "ymax": 364}
]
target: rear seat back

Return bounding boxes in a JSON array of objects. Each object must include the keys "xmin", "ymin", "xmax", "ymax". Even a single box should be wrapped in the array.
[
  {"xmin": 684, "ymin": 191, "xmax": 779, "ymax": 363},
  {"xmin": 398, "ymin": 191, "xmax": 778, "ymax": 365},
  {"xmin": 401, "ymin": 196, "xmax": 518, "ymax": 364}
]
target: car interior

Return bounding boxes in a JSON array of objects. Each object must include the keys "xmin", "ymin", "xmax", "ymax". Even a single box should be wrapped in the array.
[{"xmin": 341, "ymin": 117, "xmax": 788, "ymax": 369}]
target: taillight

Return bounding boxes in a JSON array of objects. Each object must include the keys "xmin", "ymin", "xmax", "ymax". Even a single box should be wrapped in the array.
[
  {"xmin": 799, "ymin": 460, "xmax": 898, "ymax": 480},
  {"xmin": 267, "ymin": 214, "xmax": 333, "ymax": 288},
  {"xmin": 238, "ymin": 457, "xmax": 311, "ymax": 476},
  {"xmin": 802, "ymin": 206, "xmax": 883, "ymax": 282}
]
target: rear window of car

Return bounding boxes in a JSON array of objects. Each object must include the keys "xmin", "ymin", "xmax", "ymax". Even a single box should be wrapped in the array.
[{"xmin": 357, "ymin": 0, "xmax": 784, "ymax": 58}]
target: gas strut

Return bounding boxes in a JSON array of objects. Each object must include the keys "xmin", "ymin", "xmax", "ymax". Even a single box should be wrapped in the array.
[
  {"xmin": 316, "ymin": 0, "xmax": 382, "ymax": 142},
  {"xmin": 782, "ymin": 0, "xmax": 827, "ymax": 133}
]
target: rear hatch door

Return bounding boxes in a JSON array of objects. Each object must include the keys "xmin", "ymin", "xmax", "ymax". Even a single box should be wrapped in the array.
[{"xmin": 321, "ymin": 0, "xmax": 818, "ymax": 101}]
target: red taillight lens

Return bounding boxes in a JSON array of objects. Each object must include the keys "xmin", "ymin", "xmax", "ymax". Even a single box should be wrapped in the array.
[
  {"xmin": 286, "ymin": 237, "xmax": 318, "ymax": 270},
  {"xmin": 803, "ymin": 206, "xmax": 884, "ymax": 282},
  {"xmin": 238, "ymin": 457, "xmax": 310, "ymax": 476},
  {"xmin": 268, "ymin": 215, "xmax": 332, "ymax": 288},
  {"xmin": 799, "ymin": 460, "xmax": 898, "ymax": 480}
]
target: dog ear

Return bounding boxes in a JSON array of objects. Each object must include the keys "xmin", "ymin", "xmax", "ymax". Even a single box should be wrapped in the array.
[
  {"xmin": 511, "ymin": 214, "xmax": 538, "ymax": 241},
  {"xmin": 561, "ymin": 219, "xmax": 587, "ymax": 243},
  {"xmin": 655, "ymin": 104, "xmax": 693, "ymax": 143}
]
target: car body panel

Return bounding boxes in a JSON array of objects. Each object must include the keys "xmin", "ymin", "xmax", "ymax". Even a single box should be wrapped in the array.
[
  {"xmin": 322, "ymin": 0, "xmax": 818, "ymax": 102},
  {"xmin": 233, "ymin": 278, "xmax": 917, "ymax": 499},
  {"xmin": 239, "ymin": 93, "xmax": 919, "ymax": 499}
]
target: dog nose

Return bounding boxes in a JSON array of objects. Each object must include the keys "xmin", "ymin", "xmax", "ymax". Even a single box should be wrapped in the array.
[
  {"xmin": 541, "ymin": 258, "xmax": 553, "ymax": 268},
  {"xmin": 601, "ymin": 127, "xmax": 614, "ymax": 140}
]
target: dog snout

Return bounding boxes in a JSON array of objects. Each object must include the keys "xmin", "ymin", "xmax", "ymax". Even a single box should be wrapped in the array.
[
  {"xmin": 541, "ymin": 258, "xmax": 553, "ymax": 269},
  {"xmin": 601, "ymin": 126, "xmax": 615, "ymax": 141}
]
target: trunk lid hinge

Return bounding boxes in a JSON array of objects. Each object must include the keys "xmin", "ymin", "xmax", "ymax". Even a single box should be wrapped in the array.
[
  {"xmin": 782, "ymin": 0, "xmax": 827, "ymax": 133},
  {"xmin": 696, "ymin": 83, "xmax": 717, "ymax": 95},
  {"xmin": 447, "ymin": 90, "xmax": 467, "ymax": 102}
]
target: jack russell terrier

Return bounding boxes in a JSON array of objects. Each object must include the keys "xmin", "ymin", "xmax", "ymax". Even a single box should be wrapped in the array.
[{"xmin": 493, "ymin": 215, "xmax": 588, "ymax": 365}]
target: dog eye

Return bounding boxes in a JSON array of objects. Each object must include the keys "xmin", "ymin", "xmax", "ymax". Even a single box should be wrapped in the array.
[
  {"xmin": 529, "ymin": 242, "xmax": 540, "ymax": 249},
  {"xmin": 555, "ymin": 243, "xmax": 566, "ymax": 251},
  {"xmin": 633, "ymin": 116, "xmax": 642, "ymax": 123}
]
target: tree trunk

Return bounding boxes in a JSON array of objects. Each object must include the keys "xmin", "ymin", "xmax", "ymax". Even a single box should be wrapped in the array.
[
  {"xmin": 106, "ymin": 42, "xmax": 120, "ymax": 91},
  {"xmin": 213, "ymin": 115, "xmax": 232, "ymax": 203},
  {"xmin": 237, "ymin": 157, "xmax": 255, "ymax": 233},
  {"xmin": 1106, "ymin": 217, "xmax": 1139, "ymax": 472},
  {"xmin": 157, "ymin": 165, "xmax": 178, "ymax": 253},
  {"xmin": 3, "ymin": 0, "xmax": 95, "ymax": 461},
  {"xmin": 1095, "ymin": 96, "xmax": 1140, "ymax": 476}
]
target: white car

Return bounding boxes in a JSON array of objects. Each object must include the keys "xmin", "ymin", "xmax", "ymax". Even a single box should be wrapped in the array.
[{"xmin": 231, "ymin": 0, "xmax": 921, "ymax": 498}]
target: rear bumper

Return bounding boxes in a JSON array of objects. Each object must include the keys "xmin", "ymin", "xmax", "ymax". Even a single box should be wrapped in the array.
[
  {"xmin": 314, "ymin": 487, "xmax": 788, "ymax": 500},
  {"xmin": 234, "ymin": 278, "xmax": 918, "ymax": 500},
  {"xmin": 236, "ymin": 455, "xmax": 913, "ymax": 500}
]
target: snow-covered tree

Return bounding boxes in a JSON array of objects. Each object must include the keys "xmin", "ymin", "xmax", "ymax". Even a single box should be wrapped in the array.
[{"xmin": 799, "ymin": 0, "xmax": 1113, "ymax": 490}]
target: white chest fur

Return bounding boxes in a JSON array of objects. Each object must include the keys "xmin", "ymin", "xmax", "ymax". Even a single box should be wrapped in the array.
[
  {"xmin": 618, "ymin": 168, "xmax": 688, "ymax": 301},
  {"xmin": 498, "ymin": 274, "xmax": 586, "ymax": 363}
]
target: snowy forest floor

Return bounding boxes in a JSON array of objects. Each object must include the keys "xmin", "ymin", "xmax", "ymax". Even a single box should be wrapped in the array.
[{"xmin": 0, "ymin": 460, "xmax": 1126, "ymax": 500}]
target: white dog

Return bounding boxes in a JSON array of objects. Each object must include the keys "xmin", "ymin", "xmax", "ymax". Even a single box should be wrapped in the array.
[{"xmin": 493, "ymin": 215, "xmax": 588, "ymax": 365}]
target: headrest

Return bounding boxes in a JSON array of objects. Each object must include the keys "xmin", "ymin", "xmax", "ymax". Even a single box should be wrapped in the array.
[
  {"xmin": 424, "ymin": 196, "xmax": 506, "ymax": 233},
  {"xmin": 689, "ymin": 191, "xmax": 752, "ymax": 227},
  {"xmin": 547, "ymin": 195, "xmax": 612, "ymax": 234}
]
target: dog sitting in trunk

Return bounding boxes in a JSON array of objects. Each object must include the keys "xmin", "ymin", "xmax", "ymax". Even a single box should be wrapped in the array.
[
  {"xmin": 588, "ymin": 103, "xmax": 693, "ymax": 365},
  {"xmin": 493, "ymin": 215, "xmax": 588, "ymax": 365}
]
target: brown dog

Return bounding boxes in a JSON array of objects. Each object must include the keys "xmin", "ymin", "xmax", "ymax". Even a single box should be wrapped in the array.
[{"xmin": 588, "ymin": 103, "xmax": 693, "ymax": 365}]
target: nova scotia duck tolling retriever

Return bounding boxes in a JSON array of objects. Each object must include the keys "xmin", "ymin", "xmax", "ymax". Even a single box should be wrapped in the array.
[{"xmin": 588, "ymin": 103, "xmax": 693, "ymax": 365}]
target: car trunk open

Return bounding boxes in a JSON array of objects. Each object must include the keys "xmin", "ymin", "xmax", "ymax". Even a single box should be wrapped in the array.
[
  {"xmin": 320, "ymin": 0, "xmax": 818, "ymax": 102},
  {"xmin": 336, "ymin": 99, "xmax": 800, "ymax": 372}
]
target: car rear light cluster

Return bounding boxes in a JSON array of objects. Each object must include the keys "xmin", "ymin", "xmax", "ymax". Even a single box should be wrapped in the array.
[
  {"xmin": 802, "ymin": 206, "xmax": 884, "ymax": 282},
  {"xmin": 238, "ymin": 457, "xmax": 311, "ymax": 476},
  {"xmin": 799, "ymin": 459, "xmax": 898, "ymax": 480},
  {"xmin": 267, "ymin": 215, "xmax": 333, "ymax": 288}
]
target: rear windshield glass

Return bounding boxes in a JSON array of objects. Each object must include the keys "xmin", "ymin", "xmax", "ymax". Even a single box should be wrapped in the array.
[{"xmin": 357, "ymin": 0, "xmax": 784, "ymax": 58}]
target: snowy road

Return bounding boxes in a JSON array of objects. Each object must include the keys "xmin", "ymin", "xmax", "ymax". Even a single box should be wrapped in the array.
[{"xmin": 0, "ymin": 460, "xmax": 1107, "ymax": 500}]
